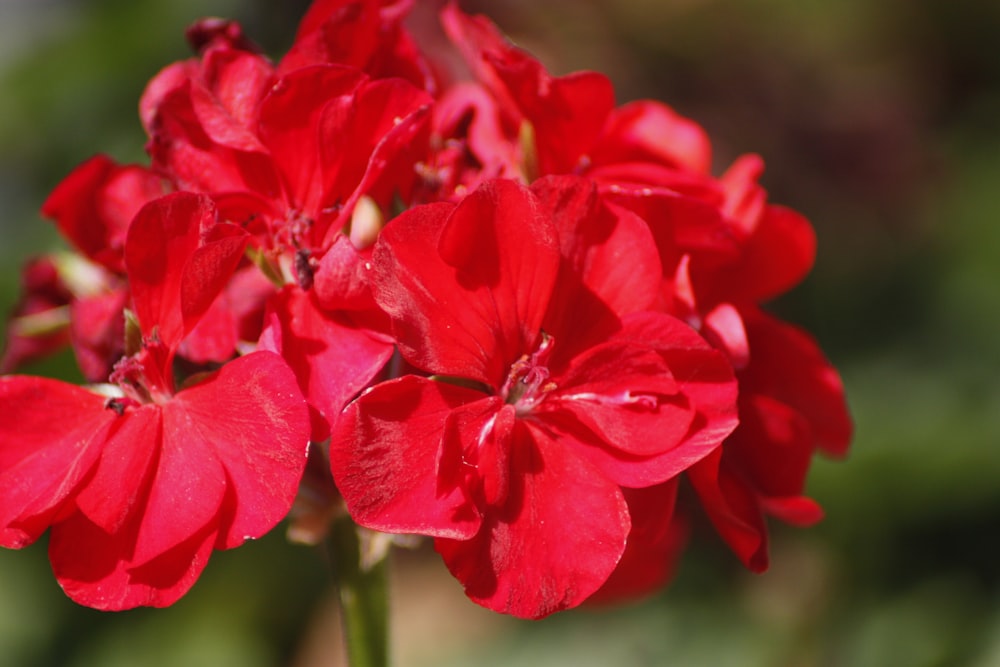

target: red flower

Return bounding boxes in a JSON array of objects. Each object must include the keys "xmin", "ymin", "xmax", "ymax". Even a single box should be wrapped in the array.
[
  {"xmin": 0, "ymin": 0, "xmax": 853, "ymax": 617},
  {"xmin": 687, "ymin": 306, "xmax": 852, "ymax": 570},
  {"xmin": 0, "ymin": 257, "xmax": 74, "ymax": 375},
  {"xmin": 330, "ymin": 177, "xmax": 737, "ymax": 618},
  {"xmin": 0, "ymin": 193, "xmax": 311, "ymax": 609},
  {"xmin": 0, "ymin": 156, "xmax": 166, "ymax": 380},
  {"xmin": 139, "ymin": 22, "xmax": 435, "ymax": 436},
  {"xmin": 439, "ymin": 4, "xmax": 614, "ymax": 178},
  {"xmin": 141, "ymin": 20, "xmax": 431, "ymax": 259},
  {"xmin": 428, "ymin": 6, "xmax": 852, "ymax": 574},
  {"xmin": 41, "ymin": 154, "xmax": 167, "ymax": 275}
]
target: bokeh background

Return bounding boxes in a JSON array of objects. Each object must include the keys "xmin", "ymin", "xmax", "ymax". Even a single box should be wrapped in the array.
[{"xmin": 2, "ymin": 0, "xmax": 999, "ymax": 665}]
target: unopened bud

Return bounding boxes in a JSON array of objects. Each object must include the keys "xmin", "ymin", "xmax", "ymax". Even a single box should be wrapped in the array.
[{"xmin": 348, "ymin": 196, "xmax": 385, "ymax": 250}]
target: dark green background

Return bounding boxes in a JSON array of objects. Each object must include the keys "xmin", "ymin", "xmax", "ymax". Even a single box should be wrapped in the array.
[{"xmin": 2, "ymin": 1, "xmax": 998, "ymax": 665}]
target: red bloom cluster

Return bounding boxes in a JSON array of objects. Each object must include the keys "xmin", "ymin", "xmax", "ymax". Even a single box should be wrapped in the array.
[{"xmin": 0, "ymin": 0, "xmax": 850, "ymax": 618}]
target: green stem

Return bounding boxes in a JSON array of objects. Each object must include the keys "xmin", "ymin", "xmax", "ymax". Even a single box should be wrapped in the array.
[{"xmin": 329, "ymin": 516, "xmax": 390, "ymax": 667}]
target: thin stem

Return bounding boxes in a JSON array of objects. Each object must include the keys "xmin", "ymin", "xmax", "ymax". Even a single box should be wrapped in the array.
[{"xmin": 329, "ymin": 516, "xmax": 390, "ymax": 667}]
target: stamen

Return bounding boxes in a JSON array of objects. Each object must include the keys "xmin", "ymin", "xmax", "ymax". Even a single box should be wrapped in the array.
[
  {"xmin": 558, "ymin": 390, "xmax": 660, "ymax": 411},
  {"xmin": 501, "ymin": 333, "xmax": 557, "ymax": 415}
]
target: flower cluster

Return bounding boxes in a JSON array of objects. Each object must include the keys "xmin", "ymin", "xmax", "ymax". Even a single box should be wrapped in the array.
[{"xmin": 0, "ymin": 0, "xmax": 850, "ymax": 619}]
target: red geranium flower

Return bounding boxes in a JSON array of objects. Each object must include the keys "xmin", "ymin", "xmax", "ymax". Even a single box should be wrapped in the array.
[
  {"xmin": 427, "ymin": 6, "xmax": 853, "ymax": 577},
  {"xmin": 0, "ymin": 257, "xmax": 75, "ymax": 375},
  {"xmin": 330, "ymin": 177, "xmax": 737, "ymax": 618},
  {"xmin": 687, "ymin": 306, "xmax": 852, "ymax": 570},
  {"xmin": 0, "ymin": 0, "xmax": 853, "ymax": 620},
  {"xmin": 0, "ymin": 156, "xmax": 166, "ymax": 380},
  {"xmin": 0, "ymin": 193, "xmax": 311, "ymax": 609},
  {"xmin": 139, "ymin": 22, "xmax": 434, "ymax": 437}
]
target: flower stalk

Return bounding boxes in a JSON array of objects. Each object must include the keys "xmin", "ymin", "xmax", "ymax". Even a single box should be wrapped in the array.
[{"xmin": 330, "ymin": 516, "xmax": 390, "ymax": 667}]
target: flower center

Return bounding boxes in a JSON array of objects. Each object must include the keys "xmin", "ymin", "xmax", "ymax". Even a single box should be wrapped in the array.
[
  {"xmin": 107, "ymin": 340, "xmax": 175, "ymax": 406},
  {"xmin": 501, "ymin": 332, "xmax": 557, "ymax": 416}
]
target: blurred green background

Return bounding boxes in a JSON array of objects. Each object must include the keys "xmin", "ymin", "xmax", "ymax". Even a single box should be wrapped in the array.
[{"xmin": 2, "ymin": 0, "xmax": 999, "ymax": 665}]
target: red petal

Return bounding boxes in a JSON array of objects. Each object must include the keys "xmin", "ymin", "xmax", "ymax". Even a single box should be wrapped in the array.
[
  {"xmin": 735, "ymin": 205, "xmax": 816, "ymax": 302},
  {"xmin": 740, "ymin": 308, "xmax": 852, "ymax": 456},
  {"xmin": 318, "ymin": 77, "xmax": 431, "ymax": 243},
  {"xmin": 442, "ymin": 5, "xmax": 615, "ymax": 175},
  {"xmin": 545, "ymin": 341, "xmax": 691, "ymax": 461},
  {"xmin": 179, "ymin": 223, "xmax": 249, "ymax": 336},
  {"xmin": 225, "ymin": 265, "xmax": 278, "ymax": 343},
  {"xmin": 526, "ymin": 70, "xmax": 616, "ymax": 175},
  {"xmin": 126, "ymin": 192, "xmax": 214, "ymax": 344},
  {"xmin": 709, "ymin": 205, "xmax": 818, "ymax": 305},
  {"xmin": 436, "ymin": 421, "xmax": 629, "ymax": 619},
  {"xmin": 761, "ymin": 495, "xmax": 824, "ymax": 526},
  {"xmin": 588, "ymin": 481, "xmax": 687, "ymax": 604},
  {"xmin": 73, "ymin": 405, "xmax": 160, "ymax": 534},
  {"xmin": 552, "ymin": 312, "xmax": 737, "ymax": 487},
  {"xmin": 130, "ymin": 411, "xmax": 225, "ymax": 566},
  {"xmin": 294, "ymin": 0, "xmax": 374, "ymax": 42},
  {"xmin": 728, "ymin": 394, "xmax": 817, "ymax": 502},
  {"xmin": 141, "ymin": 60, "xmax": 195, "ymax": 134},
  {"xmin": 701, "ymin": 392, "xmax": 825, "ymax": 543},
  {"xmin": 126, "ymin": 193, "xmax": 247, "ymax": 349},
  {"xmin": 701, "ymin": 302, "xmax": 749, "ymax": 369},
  {"xmin": 603, "ymin": 184, "xmax": 738, "ymax": 275},
  {"xmin": 613, "ymin": 312, "xmax": 740, "ymax": 451},
  {"xmin": 373, "ymin": 180, "xmax": 559, "ymax": 385},
  {"xmin": 145, "ymin": 81, "xmax": 280, "ymax": 198},
  {"xmin": 440, "ymin": 4, "xmax": 513, "ymax": 91},
  {"xmin": 318, "ymin": 76, "xmax": 429, "ymax": 197},
  {"xmin": 188, "ymin": 49, "xmax": 273, "ymax": 152},
  {"xmin": 41, "ymin": 156, "xmax": 164, "ymax": 273},
  {"xmin": 257, "ymin": 65, "xmax": 367, "ymax": 216},
  {"xmin": 687, "ymin": 447, "xmax": 769, "ymax": 572},
  {"xmin": 441, "ymin": 398, "xmax": 514, "ymax": 507},
  {"xmin": 69, "ymin": 288, "xmax": 128, "ymax": 382},
  {"xmin": 185, "ymin": 18, "xmax": 262, "ymax": 55},
  {"xmin": 433, "ymin": 82, "xmax": 521, "ymax": 189},
  {"xmin": 0, "ymin": 377, "xmax": 114, "ymax": 547},
  {"xmin": 312, "ymin": 234, "xmax": 377, "ymax": 311},
  {"xmin": 532, "ymin": 175, "xmax": 663, "ymax": 360},
  {"xmin": 49, "ymin": 508, "xmax": 217, "ymax": 610},
  {"xmin": 177, "ymin": 287, "xmax": 238, "ymax": 364},
  {"xmin": 330, "ymin": 376, "xmax": 482, "ymax": 540},
  {"xmin": 167, "ymin": 351, "xmax": 310, "ymax": 550},
  {"xmin": 592, "ymin": 100, "xmax": 713, "ymax": 174},
  {"xmin": 281, "ymin": 0, "xmax": 416, "ymax": 76},
  {"xmin": 260, "ymin": 286, "xmax": 393, "ymax": 441},
  {"xmin": 719, "ymin": 154, "xmax": 767, "ymax": 235}
]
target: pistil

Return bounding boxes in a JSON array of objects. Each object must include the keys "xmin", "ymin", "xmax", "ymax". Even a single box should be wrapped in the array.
[{"xmin": 501, "ymin": 332, "xmax": 557, "ymax": 416}]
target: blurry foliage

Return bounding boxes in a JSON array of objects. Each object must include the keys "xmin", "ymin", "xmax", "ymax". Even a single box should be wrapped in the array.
[{"xmin": 1, "ymin": 0, "xmax": 999, "ymax": 665}]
